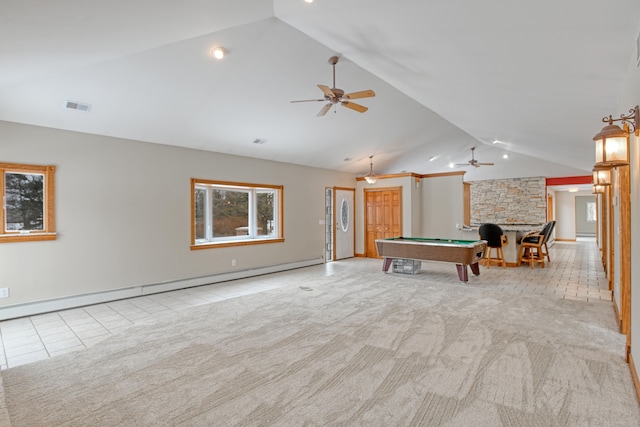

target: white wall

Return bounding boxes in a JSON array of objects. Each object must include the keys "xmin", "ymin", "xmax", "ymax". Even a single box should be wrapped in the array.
[{"xmin": 0, "ymin": 121, "xmax": 355, "ymax": 312}]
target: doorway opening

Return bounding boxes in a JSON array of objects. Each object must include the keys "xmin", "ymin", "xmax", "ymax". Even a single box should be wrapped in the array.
[{"xmin": 325, "ymin": 187, "xmax": 333, "ymax": 262}]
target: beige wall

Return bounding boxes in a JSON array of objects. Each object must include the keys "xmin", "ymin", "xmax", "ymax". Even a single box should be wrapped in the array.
[
  {"xmin": 0, "ymin": 121, "xmax": 355, "ymax": 312},
  {"xmin": 421, "ymin": 174, "xmax": 465, "ymax": 239}
]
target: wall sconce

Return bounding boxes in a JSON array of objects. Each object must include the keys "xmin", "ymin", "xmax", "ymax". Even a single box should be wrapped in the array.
[
  {"xmin": 593, "ymin": 105, "xmax": 639, "ymax": 168},
  {"xmin": 592, "ymin": 167, "xmax": 612, "ymax": 186},
  {"xmin": 364, "ymin": 155, "xmax": 378, "ymax": 184},
  {"xmin": 592, "ymin": 184, "xmax": 606, "ymax": 194}
]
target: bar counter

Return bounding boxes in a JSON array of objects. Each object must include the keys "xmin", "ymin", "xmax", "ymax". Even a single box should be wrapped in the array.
[{"xmin": 461, "ymin": 223, "xmax": 544, "ymax": 266}]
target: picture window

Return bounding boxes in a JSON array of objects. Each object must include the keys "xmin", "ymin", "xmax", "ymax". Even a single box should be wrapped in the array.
[{"xmin": 191, "ymin": 179, "xmax": 283, "ymax": 249}]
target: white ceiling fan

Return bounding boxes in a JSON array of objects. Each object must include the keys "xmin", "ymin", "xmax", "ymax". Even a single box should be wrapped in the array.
[
  {"xmin": 290, "ymin": 56, "xmax": 375, "ymax": 116},
  {"xmin": 455, "ymin": 146, "xmax": 494, "ymax": 168}
]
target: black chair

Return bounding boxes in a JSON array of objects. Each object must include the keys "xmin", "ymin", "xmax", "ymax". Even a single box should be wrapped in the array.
[
  {"xmin": 518, "ymin": 221, "xmax": 555, "ymax": 268},
  {"xmin": 479, "ymin": 223, "xmax": 507, "ymax": 269}
]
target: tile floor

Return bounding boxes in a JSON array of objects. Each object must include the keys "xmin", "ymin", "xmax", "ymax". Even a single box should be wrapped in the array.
[{"xmin": 0, "ymin": 238, "xmax": 611, "ymax": 370}]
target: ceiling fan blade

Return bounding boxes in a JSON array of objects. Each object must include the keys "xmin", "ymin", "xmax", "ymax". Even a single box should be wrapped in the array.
[
  {"xmin": 290, "ymin": 99, "xmax": 325, "ymax": 103},
  {"xmin": 340, "ymin": 101, "xmax": 368, "ymax": 113},
  {"xmin": 478, "ymin": 162, "xmax": 495, "ymax": 166},
  {"xmin": 318, "ymin": 85, "xmax": 336, "ymax": 99},
  {"xmin": 343, "ymin": 90, "xmax": 375, "ymax": 100},
  {"xmin": 317, "ymin": 103, "xmax": 332, "ymax": 117}
]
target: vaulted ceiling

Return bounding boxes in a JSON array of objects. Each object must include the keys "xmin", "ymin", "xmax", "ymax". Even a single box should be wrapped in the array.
[{"xmin": 2, "ymin": 0, "xmax": 639, "ymax": 182}]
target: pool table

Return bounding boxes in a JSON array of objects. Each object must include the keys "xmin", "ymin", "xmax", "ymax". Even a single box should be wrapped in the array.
[{"xmin": 375, "ymin": 237, "xmax": 487, "ymax": 282}]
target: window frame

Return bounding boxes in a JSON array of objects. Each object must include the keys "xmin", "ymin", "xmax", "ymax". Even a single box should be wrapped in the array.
[
  {"xmin": 190, "ymin": 178, "xmax": 284, "ymax": 250},
  {"xmin": 0, "ymin": 162, "xmax": 56, "ymax": 243}
]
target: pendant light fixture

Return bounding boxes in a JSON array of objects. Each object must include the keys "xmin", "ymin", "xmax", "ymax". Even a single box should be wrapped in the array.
[{"xmin": 364, "ymin": 155, "xmax": 378, "ymax": 184}]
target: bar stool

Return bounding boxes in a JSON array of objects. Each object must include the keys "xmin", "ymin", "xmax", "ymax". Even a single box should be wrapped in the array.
[{"xmin": 479, "ymin": 223, "xmax": 507, "ymax": 269}]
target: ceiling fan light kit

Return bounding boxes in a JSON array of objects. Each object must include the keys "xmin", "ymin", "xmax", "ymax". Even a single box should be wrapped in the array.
[{"xmin": 291, "ymin": 56, "xmax": 375, "ymax": 116}]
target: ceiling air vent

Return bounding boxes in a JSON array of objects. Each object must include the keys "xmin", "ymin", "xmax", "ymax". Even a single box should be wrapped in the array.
[{"xmin": 64, "ymin": 100, "xmax": 92, "ymax": 112}]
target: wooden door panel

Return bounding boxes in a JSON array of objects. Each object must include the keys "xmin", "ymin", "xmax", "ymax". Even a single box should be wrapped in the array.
[{"xmin": 364, "ymin": 188, "xmax": 402, "ymax": 258}]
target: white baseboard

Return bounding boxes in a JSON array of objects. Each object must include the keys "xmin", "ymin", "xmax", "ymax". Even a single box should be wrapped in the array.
[{"xmin": 0, "ymin": 258, "xmax": 324, "ymax": 321}]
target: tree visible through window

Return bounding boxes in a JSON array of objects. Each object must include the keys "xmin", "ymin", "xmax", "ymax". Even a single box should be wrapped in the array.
[
  {"xmin": 191, "ymin": 179, "xmax": 283, "ymax": 249},
  {"xmin": 5, "ymin": 172, "xmax": 44, "ymax": 231},
  {"xmin": 0, "ymin": 163, "xmax": 56, "ymax": 243}
]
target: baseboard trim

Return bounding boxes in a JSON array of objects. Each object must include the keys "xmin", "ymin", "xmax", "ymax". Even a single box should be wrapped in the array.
[
  {"xmin": 0, "ymin": 258, "xmax": 324, "ymax": 321},
  {"xmin": 613, "ymin": 299, "xmax": 622, "ymax": 330},
  {"xmin": 355, "ymin": 253, "xmax": 366, "ymax": 258},
  {"xmin": 629, "ymin": 353, "xmax": 640, "ymax": 404}
]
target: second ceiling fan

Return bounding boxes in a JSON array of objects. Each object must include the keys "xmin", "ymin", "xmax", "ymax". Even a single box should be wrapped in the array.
[
  {"xmin": 291, "ymin": 56, "xmax": 375, "ymax": 116},
  {"xmin": 456, "ymin": 146, "xmax": 494, "ymax": 168}
]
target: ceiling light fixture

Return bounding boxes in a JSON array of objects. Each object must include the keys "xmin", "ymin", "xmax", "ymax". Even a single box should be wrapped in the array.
[
  {"xmin": 502, "ymin": 154, "xmax": 509, "ymax": 159},
  {"xmin": 364, "ymin": 155, "xmax": 378, "ymax": 184},
  {"xmin": 210, "ymin": 46, "xmax": 227, "ymax": 60},
  {"xmin": 448, "ymin": 162, "xmax": 455, "ymax": 169},
  {"xmin": 304, "ymin": 0, "xmax": 314, "ymax": 3},
  {"xmin": 593, "ymin": 105, "xmax": 638, "ymax": 168}
]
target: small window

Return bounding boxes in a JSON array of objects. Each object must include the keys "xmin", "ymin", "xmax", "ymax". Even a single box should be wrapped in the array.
[
  {"xmin": 586, "ymin": 201, "xmax": 597, "ymax": 222},
  {"xmin": 191, "ymin": 179, "xmax": 283, "ymax": 249},
  {"xmin": 0, "ymin": 163, "xmax": 56, "ymax": 243}
]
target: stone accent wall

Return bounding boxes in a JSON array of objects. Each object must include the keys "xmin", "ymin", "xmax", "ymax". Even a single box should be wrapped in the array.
[{"xmin": 470, "ymin": 177, "xmax": 546, "ymax": 224}]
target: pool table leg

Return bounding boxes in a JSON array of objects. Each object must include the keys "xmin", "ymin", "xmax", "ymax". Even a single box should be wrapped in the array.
[
  {"xmin": 456, "ymin": 264, "xmax": 469, "ymax": 282},
  {"xmin": 470, "ymin": 262, "xmax": 480, "ymax": 276},
  {"xmin": 382, "ymin": 257, "xmax": 393, "ymax": 272}
]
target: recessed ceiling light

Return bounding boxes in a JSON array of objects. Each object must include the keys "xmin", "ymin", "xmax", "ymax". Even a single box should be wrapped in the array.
[
  {"xmin": 448, "ymin": 162, "xmax": 455, "ymax": 169},
  {"xmin": 305, "ymin": 0, "xmax": 314, "ymax": 3},
  {"xmin": 210, "ymin": 46, "xmax": 227, "ymax": 60},
  {"xmin": 503, "ymin": 154, "xmax": 509, "ymax": 159}
]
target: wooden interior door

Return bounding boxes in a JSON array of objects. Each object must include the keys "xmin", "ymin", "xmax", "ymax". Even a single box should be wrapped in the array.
[{"xmin": 365, "ymin": 187, "xmax": 402, "ymax": 258}]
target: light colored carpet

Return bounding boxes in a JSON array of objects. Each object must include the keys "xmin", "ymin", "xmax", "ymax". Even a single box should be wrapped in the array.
[{"xmin": 1, "ymin": 268, "xmax": 639, "ymax": 426}]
